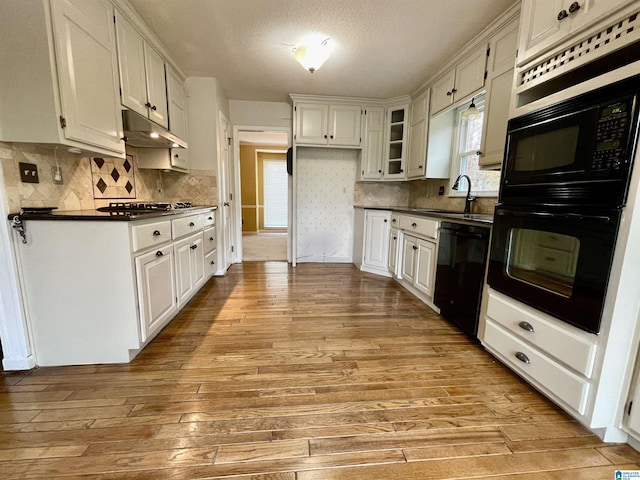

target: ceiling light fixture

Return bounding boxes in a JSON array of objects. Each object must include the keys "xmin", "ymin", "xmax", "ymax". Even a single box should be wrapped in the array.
[
  {"xmin": 292, "ymin": 37, "xmax": 333, "ymax": 73},
  {"xmin": 462, "ymin": 97, "xmax": 480, "ymax": 121}
]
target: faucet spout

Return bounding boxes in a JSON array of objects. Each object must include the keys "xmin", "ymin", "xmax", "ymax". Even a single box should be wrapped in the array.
[{"xmin": 452, "ymin": 174, "xmax": 475, "ymax": 213}]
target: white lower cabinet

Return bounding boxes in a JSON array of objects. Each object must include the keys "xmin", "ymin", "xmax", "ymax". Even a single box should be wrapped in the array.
[
  {"xmin": 482, "ymin": 289, "xmax": 597, "ymax": 417},
  {"xmin": 134, "ymin": 245, "xmax": 177, "ymax": 342},
  {"xmin": 12, "ymin": 208, "xmax": 216, "ymax": 366},
  {"xmin": 401, "ymin": 235, "xmax": 418, "ymax": 284},
  {"xmin": 414, "ymin": 238, "xmax": 436, "ymax": 298},
  {"xmin": 363, "ymin": 210, "xmax": 391, "ymax": 272},
  {"xmin": 174, "ymin": 231, "xmax": 205, "ymax": 306},
  {"xmin": 388, "ymin": 227, "xmax": 399, "ymax": 276}
]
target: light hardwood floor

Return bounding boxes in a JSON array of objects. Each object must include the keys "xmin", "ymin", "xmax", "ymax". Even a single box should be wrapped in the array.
[{"xmin": 1, "ymin": 262, "xmax": 638, "ymax": 479}]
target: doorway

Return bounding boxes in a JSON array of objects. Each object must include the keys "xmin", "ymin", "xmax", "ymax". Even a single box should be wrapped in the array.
[{"xmin": 235, "ymin": 130, "xmax": 289, "ymax": 262}]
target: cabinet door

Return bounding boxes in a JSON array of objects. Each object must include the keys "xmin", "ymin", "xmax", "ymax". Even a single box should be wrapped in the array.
[
  {"xmin": 114, "ymin": 10, "xmax": 147, "ymax": 117},
  {"xmin": 295, "ymin": 103, "xmax": 328, "ymax": 144},
  {"xmin": 431, "ymin": 70, "xmax": 456, "ymax": 115},
  {"xmin": 144, "ymin": 43, "xmax": 168, "ymax": 128},
  {"xmin": 454, "ymin": 44, "xmax": 488, "ymax": 101},
  {"xmin": 167, "ymin": 67, "xmax": 188, "ymax": 141},
  {"xmin": 388, "ymin": 228, "xmax": 399, "ymax": 275},
  {"xmin": 518, "ymin": 0, "xmax": 568, "ymax": 66},
  {"xmin": 361, "ymin": 107, "xmax": 385, "ymax": 179},
  {"xmin": 479, "ymin": 21, "xmax": 518, "ymax": 169},
  {"xmin": 363, "ymin": 210, "xmax": 391, "ymax": 270},
  {"xmin": 384, "ymin": 105, "xmax": 408, "ymax": 180},
  {"xmin": 174, "ymin": 236, "xmax": 194, "ymax": 305},
  {"xmin": 329, "ymin": 105, "xmax": 361, "ymax": 146},
  {"xmin": 51, "ymin": 0, "xmax": 124, "ymax": 154},
  {"xmin": 135, "ymin": 246, "xmax": 177, "ymax": 342},
  {"xmin": 414, "ymin": 238, "xmax": 436, "ymax": 298},
  {"xmin": 407, "ymin": 93, "xmax": 429, "ymax": 179},
  {"xmin": 401, "ymin": 235, "xmax": 417, "ymax": 284},
  {"xmin": 191, "ymin": 234, "xmax": 206, "ymax": 288}
]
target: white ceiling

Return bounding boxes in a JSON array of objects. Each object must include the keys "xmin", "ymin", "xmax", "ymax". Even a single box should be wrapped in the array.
[{"xmin": 127, "ymin": 0, "xmax": 517, "ymax": 103}]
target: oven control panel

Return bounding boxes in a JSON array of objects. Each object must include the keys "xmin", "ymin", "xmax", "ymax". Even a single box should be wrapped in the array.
[{"xmin": 592, "ymin": 100, "xmax": 631, "ymax": 171}]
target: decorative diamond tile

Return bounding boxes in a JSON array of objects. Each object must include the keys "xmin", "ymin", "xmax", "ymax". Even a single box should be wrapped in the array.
[
  {"xmin": 96, "ymin": 178, "xmax": 107, "ymax": 194},
  {"xmin": 91, "ymin": 154, "xmax": 136, "ymax": 199}
]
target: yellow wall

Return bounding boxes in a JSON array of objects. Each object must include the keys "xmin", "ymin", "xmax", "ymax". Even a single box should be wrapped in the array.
[{"xmin": 239, "ymin": 144, "xmax": 286, "ymax": 232}]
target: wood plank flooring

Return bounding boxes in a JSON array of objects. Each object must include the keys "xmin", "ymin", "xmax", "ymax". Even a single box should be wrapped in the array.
[{"xmin": 1, "ymin": 262, "xmax": 638, "ymax": 479}]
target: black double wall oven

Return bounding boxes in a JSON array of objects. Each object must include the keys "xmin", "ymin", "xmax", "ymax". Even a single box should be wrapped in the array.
[{"xmin": 487, "ymin": 75, "xmax": 640, "ymax": 335}]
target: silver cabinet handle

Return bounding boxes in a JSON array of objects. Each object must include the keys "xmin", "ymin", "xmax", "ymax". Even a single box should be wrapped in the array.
[
  {"xmin": 515, "ymin": 352, "xmax": 530, "ymax": 364},
  {"xmin": 518, "ymin": 321, "xmax": 534, "ymax": 332}
]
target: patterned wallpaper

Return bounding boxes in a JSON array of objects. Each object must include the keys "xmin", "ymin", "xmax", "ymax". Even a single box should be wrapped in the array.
[
  {"xmin": 0, "ymin": 142, "xmax": 217, "ymax": 213},
  {"xmin": 296, "ymin": 148, "xmax": 357, "ymax": 262}
]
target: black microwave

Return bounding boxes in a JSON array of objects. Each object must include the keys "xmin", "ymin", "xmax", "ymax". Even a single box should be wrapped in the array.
[{"xmin": 500, "ymin": 75, "xmax": 640, "ymax": 208}]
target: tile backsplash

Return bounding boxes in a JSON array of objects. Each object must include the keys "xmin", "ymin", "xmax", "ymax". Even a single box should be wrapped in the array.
[{"xmin": 0, "ymin": 142, "xmax": 217, "ymax": 213}]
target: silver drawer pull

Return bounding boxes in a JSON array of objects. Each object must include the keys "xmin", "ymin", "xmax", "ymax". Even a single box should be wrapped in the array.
[
  {"xmin": 152, "ymin": 230, "xmax": 161, "ymax": 236},
  {"xmin": 515, "ymin": 351, "xmax": 530, "ymax": 364},
  {"xmin": 518, "ymin": 321, "xmax": 534, "ymax": 333}
]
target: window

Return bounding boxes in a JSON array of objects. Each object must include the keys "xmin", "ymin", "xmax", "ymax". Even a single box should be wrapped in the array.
[{"xmin": 450, "ymin": 95, "xmax": 501, "ymax": 196}]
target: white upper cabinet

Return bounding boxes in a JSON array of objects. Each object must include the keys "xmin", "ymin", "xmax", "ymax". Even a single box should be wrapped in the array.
[
  {"xmin": 384, "ymin": 104, "xmax": 409, "ymax": 179},
  {"xmin": 431, "ymin": 44, "xmax": 488, "ymax": 115},
  {"xmin": 167, "ymin": 66, "xmax": 188, "ymax": 142},
  {"xmin": 0, "ymin": 0, "xmax": 125, "ymax": 157},
  {"xmin": 329, "ymin": 105, "xmax": 362, "ymax": 146},
  {"xmin": 294, "ymin": 102, "xmax": 362, "ymax": 147},
  {"xmin": 517, "ymin": 0, "xmax": 630, "ymax": 67},
  {"xmin": 407, "ymin": 91, "xmax": 429, "ymax": 179},
  {"xmin": 361, "ymin": 107, "xmax": 386, "ymax": 180},
  {"xmin": 115, "ymin": 10, "xmax": 168, "ymax": 128},
  {"xmin": 479, "ymin": 18, "xmax": 519, "ymax": 169}
]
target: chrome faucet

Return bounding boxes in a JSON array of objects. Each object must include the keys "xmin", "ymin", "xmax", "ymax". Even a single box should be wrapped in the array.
[{"xmin": 452, "ymin": 174, "xmax": 475, "ymax": 213}]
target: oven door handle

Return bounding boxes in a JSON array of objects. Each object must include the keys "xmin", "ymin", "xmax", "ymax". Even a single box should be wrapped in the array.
[{"xmin": 496, "ymin": 209, "xmax": 613, "ymax": 223}]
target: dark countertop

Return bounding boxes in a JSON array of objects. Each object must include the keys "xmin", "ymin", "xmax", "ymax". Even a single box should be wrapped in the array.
[
  {"xmin": 354, "ymin": 205, "xmax": 493, "ymax": 225},
  {"xmin": 8, "ymin": 205, "xmax": 217, "ymax": 222}
]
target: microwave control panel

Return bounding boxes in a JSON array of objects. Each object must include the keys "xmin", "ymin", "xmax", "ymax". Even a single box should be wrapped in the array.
[{"xmin": 592, "ymin": 100, "xmax": 632, "ymax": 171}]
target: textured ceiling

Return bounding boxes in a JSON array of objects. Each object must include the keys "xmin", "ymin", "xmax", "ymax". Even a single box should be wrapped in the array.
[{"xmin": 127, "ymin": 0, "xmax": 517, "ymax": 102}]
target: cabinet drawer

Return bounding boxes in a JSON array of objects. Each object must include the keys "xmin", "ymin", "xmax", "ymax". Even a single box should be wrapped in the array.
[
  {"xmin": 203, "ymin": 226, "xmax": 217, "ymax": 255},
  {"xmin": 202, "ymin": 211, "xmax": 215, "ymax": 227},
  {"xmin": 172, "ymin": 214, "xmax": 203, "ymax": 239},
  {"xmin": 205, "ymin": 249, "xmax": 217, "ymax": 276},
  {"xmin": 398, "ymin": 215, "xmax": 438, "ymax": 239},
  {"xmin": 484, "ymin": 319, "xmax": 590, "ymax": 415},
  {"xmin": 131, "ymin": 220, "xmax": 172, "ymax": 252},
  {"xmin": 486, "ymin": 290, "xmax": 597, "ymax": 378}
]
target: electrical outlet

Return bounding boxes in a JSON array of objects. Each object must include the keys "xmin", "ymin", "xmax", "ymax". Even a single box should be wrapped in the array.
[
  {"xmin": 438, "ymin": 185, "xmax": 445, "ymax": 195},
  {"xmin": 52, "ymin": 165, "xmax": 63, "ymax": 184},
  {"xmin": 19, "ymin": 162, "xmax": 39, "ymax": 183}
]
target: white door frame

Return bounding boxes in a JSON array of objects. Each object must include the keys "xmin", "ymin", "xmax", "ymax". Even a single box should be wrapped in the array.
[
  {"xmin": 232, "ymin": 125, "xmax": 292, "ymax": 263},
  {"xmin": 0, "ymin": 169, "xmax": 36, "ymax": 370}
]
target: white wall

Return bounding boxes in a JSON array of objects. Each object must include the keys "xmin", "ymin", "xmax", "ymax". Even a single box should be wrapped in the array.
[{"xmin": 230, "ymin": 100, "xmax": 292, "ymax": 128}]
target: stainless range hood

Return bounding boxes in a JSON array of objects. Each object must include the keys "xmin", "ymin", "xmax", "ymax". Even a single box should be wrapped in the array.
[{"xmin": 122, "ymin": 110, "xmax": 188, "ymax": 149}]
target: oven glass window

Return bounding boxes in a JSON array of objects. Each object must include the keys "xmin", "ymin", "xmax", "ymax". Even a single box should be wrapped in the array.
[
  {"xmin": 506, "ymin": 228, "xmax": 580, "ymax": 298},
  {"xmin": 512, "ymin": 125, "xmax": 579, "ymax": 172}
]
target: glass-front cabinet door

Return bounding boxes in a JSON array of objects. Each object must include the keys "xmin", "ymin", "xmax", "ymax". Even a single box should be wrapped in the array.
[{"xmin": 384, "ymin": 104, "xmax": 409, "ymax": 179}]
